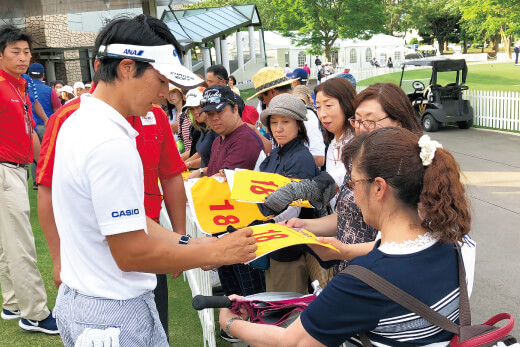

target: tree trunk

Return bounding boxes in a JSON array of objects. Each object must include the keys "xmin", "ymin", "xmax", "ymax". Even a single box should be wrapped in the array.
[
  {"xmin": 438, "ymin": 37, "xmax": 445, "ymax": 55},
  {"xmin": 324, "ymin": 44, "xmax": 331, "ymax": 63},
  {"xmin": 499, "ymin": 30, "xmax": 512, "ymax": 59},
  {"xmin": 491, "ymin": 34, "xmax": 499, "ymax": 55},
  {"xmin": 463, "ymin": 32, "xmax": 468, "ymax": 54}
]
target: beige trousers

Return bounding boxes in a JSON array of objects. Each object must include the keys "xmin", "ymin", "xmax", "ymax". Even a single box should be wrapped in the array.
[
  {"xmin": 265, "ymin": 255, "xmax": 309, "ymax": 294},
  {"xmin": 0, "ymin": 164, "xmax": 49, "ymax": 320}
]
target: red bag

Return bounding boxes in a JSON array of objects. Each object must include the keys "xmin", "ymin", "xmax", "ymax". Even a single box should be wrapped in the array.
[{"xmin": 231, "ymin": 294, "xmax": 316, "ymax": 326}]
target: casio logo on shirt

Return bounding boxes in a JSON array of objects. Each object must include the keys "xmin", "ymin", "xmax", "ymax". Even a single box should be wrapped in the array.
[{"xmin": 111, "ymin": 209, "xmax": 140, "ymax": 218}]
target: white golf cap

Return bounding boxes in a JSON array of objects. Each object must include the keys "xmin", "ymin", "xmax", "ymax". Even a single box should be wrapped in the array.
[
  {"xmin": 74, "ymin": 81, "xmax": 85, "ymax": 90},
  {"xmin": 97, "ymin": 43, "xmax": 203, "ymax": 88},
  {"xmin": 182, "ymin": 87, "xmax": 205, "ymax": 112},
  {"xmin": 58, "ymin": 85, "xmax": 74, "ymax": 94}
]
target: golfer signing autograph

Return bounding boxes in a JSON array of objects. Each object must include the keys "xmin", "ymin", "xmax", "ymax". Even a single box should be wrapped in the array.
[{"xmin": 51, "ymin": 16, "xmax": 257, "ymax": 346}]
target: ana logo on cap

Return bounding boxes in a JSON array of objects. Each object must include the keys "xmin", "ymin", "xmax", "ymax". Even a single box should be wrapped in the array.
[{"xmin": 122, "ymin": 48, "xmax": 144, "ymax": 56}]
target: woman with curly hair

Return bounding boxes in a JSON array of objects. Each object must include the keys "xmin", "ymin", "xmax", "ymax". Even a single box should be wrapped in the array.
[{"xmin": 220, "ymin": 126, "xmax": 474, "ymax": 346}]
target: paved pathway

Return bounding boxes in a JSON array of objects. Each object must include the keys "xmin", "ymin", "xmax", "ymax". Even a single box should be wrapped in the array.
[{"xmin": 429, "ymin": 127, "xmax": 520, "ymax": 338}]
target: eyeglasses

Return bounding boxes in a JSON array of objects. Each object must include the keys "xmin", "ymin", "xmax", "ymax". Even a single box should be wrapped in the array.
[
  {"xmin": 349, "ymin": 116, "xmax": 389, "ymax": 130},
  {"xmin": 200, "ymin": 96, "xmax": 235, "ymax": 107},
  {"xmin": 346, "ymin": 177, "xmax": 372, "ymax": 190}
]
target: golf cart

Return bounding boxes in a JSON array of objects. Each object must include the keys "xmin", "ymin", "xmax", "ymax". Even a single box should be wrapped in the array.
[{"xmin": 399, "ymin": 59, "xmax": 474, "ymax": 132}]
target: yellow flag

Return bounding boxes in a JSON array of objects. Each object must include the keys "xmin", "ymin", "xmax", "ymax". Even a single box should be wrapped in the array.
[
  {"xmin": 230, "ymin": 170, "xmax": 312, "ymax": 208},
  {"xmin": 245, "ymin": 223, "xmax": 339, "ymax": 262},
  {"xmin": 189, "ymin": 177, "xmax": 269, "ymax": 234},
  {"xmin": 181, "ymin": 170, "xmax": 191, "ymax": 181}
]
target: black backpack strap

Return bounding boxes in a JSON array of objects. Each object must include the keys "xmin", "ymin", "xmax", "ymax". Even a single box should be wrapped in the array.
[{"xmin": 341, "ymin": 264, "xmax": 460, "ymax": 334}]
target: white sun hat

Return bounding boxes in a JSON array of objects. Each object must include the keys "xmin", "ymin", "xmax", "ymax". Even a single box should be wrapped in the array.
[{"xmin": 97, "ymin": 43, "xmax": 203, "ymax": 88}]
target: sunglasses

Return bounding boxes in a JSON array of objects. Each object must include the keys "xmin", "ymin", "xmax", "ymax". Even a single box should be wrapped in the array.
[{"xmin": 200, "ymin": 96, "xmax": 236, "ymax": 107}]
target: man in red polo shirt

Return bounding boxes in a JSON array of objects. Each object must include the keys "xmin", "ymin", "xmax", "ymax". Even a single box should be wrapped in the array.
[
  {"xmin": 37, "ymin": 84, "xmax": 188, "ymax": 339},
  {"xmin": 0, "ymin": 25, "xmax": 58, "ymax": 334}
]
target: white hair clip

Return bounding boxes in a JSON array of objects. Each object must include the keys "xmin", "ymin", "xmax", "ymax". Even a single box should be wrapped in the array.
[{"xmin": 418, "ymin": 135, "xmax": 443, "ymax": 166}]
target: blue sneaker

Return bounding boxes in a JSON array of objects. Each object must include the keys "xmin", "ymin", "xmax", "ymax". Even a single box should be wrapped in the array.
[
  {"xmin": 1, "ymin": 309, "xmax": 21, "ymax": 320},
  {"xmin": 19, "ymin": 311, "xmax": 59, "ymax": 335}
]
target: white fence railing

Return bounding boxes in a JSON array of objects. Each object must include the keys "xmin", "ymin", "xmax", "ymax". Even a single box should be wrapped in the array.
[
  {"xmin": 160, "ymin": 207, "xmax": 216, "ymax": 347},
  {"xmin": 464, "ymin": 90, "xmax": 520, "ymax": 131},
  {"xmin": 355, "ymin": 86, "xmax": 520, "ymax": 132}
]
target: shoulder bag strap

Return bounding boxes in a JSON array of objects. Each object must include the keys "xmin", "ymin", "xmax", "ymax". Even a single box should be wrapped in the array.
[
  {"xmin": 455, "ymin": 243, "xmax": 471, "ymax": 327},
  {"xmin": 341, "ymin": 265, "xmax": 460, "ymax": 334}
]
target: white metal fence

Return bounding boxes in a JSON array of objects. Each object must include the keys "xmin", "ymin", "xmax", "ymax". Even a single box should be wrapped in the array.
[{"xmin": 160, "ymin": 207, "xmax": 217, "ymax": 347}]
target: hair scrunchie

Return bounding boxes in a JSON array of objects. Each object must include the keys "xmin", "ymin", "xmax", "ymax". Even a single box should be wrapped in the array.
[{"xmin": 418, "ymin": 135, "xmax": 443, "ymax": 166}]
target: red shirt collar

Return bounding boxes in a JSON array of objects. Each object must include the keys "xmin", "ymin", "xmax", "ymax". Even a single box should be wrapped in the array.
[{"xmin": 0, "ymin": 68, "xmax": 27, "ymax": 92}]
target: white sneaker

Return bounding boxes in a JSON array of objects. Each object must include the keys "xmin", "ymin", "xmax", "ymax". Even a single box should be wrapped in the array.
[{"xmin": 1, "ymin": 309, "xmax": 21, "ymax": 320}]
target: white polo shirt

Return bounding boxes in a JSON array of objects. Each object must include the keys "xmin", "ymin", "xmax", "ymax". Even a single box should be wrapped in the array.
[
  {"xmin": 52, "ymin": 94, "xmax": 156, "ymax": 300},
  {"xmin": 304, "ymin": 108, "xmax": 326, "ymax": 158}
]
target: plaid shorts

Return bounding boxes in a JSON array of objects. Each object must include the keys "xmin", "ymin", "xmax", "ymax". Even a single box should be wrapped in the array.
[
  {"xmin": 218, "ymin": 264, "xmax": 265, "ymax": 296},
  {"xmin": 54, "ymin": 284, "xmax": 168, "ymax": 347}
]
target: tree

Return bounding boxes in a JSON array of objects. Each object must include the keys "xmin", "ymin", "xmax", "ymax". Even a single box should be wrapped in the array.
[
  {"xmin": 272, "ymin": 0, "xmax": 385, "ymax": 61},
  {"xmin": 382, "ymin": 0, "xmax": 413, "ymax": 36},
  {"xmin": 459, "ymin": 0, "xmax": 520, "ymax": 58},
  {"xmin": 407, "ymin": 0, "xmax": 462, "ymax": 54}
]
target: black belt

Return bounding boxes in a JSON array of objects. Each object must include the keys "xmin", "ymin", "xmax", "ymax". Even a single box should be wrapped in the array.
[{"xmin": 0, "ymin": 161, "xmax": 29, "ymax": 168}]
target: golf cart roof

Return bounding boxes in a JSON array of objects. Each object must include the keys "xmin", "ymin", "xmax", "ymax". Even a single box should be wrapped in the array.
[
  {"xmin": 402, "ymin": 59, "xmax": 466, "ymax": 70},
  {"xmin": 401, "ymin": 59, "xmax": 467, "ymax": 84}
]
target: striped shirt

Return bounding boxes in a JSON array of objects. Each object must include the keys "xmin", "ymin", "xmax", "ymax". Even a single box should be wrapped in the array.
[{"xmin": 301, "ymin": 240, "xmax": 472, "ymax": 346}]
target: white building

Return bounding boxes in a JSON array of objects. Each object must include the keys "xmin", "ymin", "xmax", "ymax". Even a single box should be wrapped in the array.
[
  {"xmin": 336, "ymin": 34, "xmax": 407, "ymax": 70},
  {"xmin": 259, "ymin": 31, "xmax": 407, "ymax": 77}
]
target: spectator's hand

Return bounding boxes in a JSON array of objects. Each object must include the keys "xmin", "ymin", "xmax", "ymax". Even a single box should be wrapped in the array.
[
  {"xmin": 217, "ymin": 228, "xmax": 257, "ymax": 265},
  {"xmin": 308, "ymin": 237, "xmax": 344, "ymax": 262},
  {"xmin": 187, "ymin": 170, "xmax": 202, "ymax": 179},
  {"xmin": 170, "ymin": 121, "xmax": 179, "ymax": 134},
  {"xmin": 219, "ymin": 295, "xmax": 248, "ymax": 328},
  {"xmin": 283, "ymin": 217, "xmax": 307, "ymax": 229}
]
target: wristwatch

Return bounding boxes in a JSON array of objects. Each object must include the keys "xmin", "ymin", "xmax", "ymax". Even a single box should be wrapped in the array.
[
  {"xmin": 179, "ymin": 234, "xmax": 191, "ymax": 245},
  {"xmin": 199, "ymin": 168, "xmax": 204, "ymax": 177},
  {"xmin": 225, "ymin": 317, "xmax": 243, "ymax": 339}
]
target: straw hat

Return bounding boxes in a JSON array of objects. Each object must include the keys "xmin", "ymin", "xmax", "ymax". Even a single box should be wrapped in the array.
[
  {"xmin": 293, "ymin": 85, "xmax": 314, "ymax": 109},
  {"xmin": 247, "ymin": 67, "xmax": 296, "ymax": 101}
]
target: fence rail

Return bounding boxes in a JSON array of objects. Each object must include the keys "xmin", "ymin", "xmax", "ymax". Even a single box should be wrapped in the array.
[{"xmin": 464, "ymin": 90, "xmax": 520, "ymax": 132}]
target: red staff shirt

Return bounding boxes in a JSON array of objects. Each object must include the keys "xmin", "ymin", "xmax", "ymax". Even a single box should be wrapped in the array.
[
  {"xmin": 37, "ymin": 93, "xmax": 185, "ymax": 222},
  {"xmin": 0, "ymin": 68, "xmax": 36, "ymax": 164}
]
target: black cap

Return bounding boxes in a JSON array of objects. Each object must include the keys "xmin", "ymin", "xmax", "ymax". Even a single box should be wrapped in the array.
[{"xmin": 200, "ymin": 85, "xmax": 237, "ymax": 113}]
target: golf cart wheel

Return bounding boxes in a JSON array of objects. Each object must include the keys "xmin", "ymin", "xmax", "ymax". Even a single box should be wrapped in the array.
[
  {"xmin": 457, "ymin": 120, "xmax": 473, "ymax": 129},
  {"xmin": 422, "ymin": 114, "xmax": 439, "ymax": 132}
]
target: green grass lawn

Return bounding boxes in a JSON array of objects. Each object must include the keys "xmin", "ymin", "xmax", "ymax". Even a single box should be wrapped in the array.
[
  {"xmin": 358, "ymin": 62, "xmax": 520, "ymax": 92},
  {"xmin": 0, "ymin": 181, "xmax": 226, "ymax": 346}
]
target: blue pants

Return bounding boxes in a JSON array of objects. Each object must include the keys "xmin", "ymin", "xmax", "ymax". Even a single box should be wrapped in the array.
[{"xmin": 54, "ymin": 284, "xmax": 168, "ymax": 347}]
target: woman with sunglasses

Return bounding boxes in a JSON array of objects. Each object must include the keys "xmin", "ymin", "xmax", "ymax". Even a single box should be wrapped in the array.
[
  {"xmin": 257, "ymin": 93, "xmax": 319, "ymax": 294},
  {"xmin": 220, "ymin": 127, "xmax": 472, "ymax": 346},
  {"xmin": 285, "ymin": 83, "xmax": 423, "ymax": 273}
]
